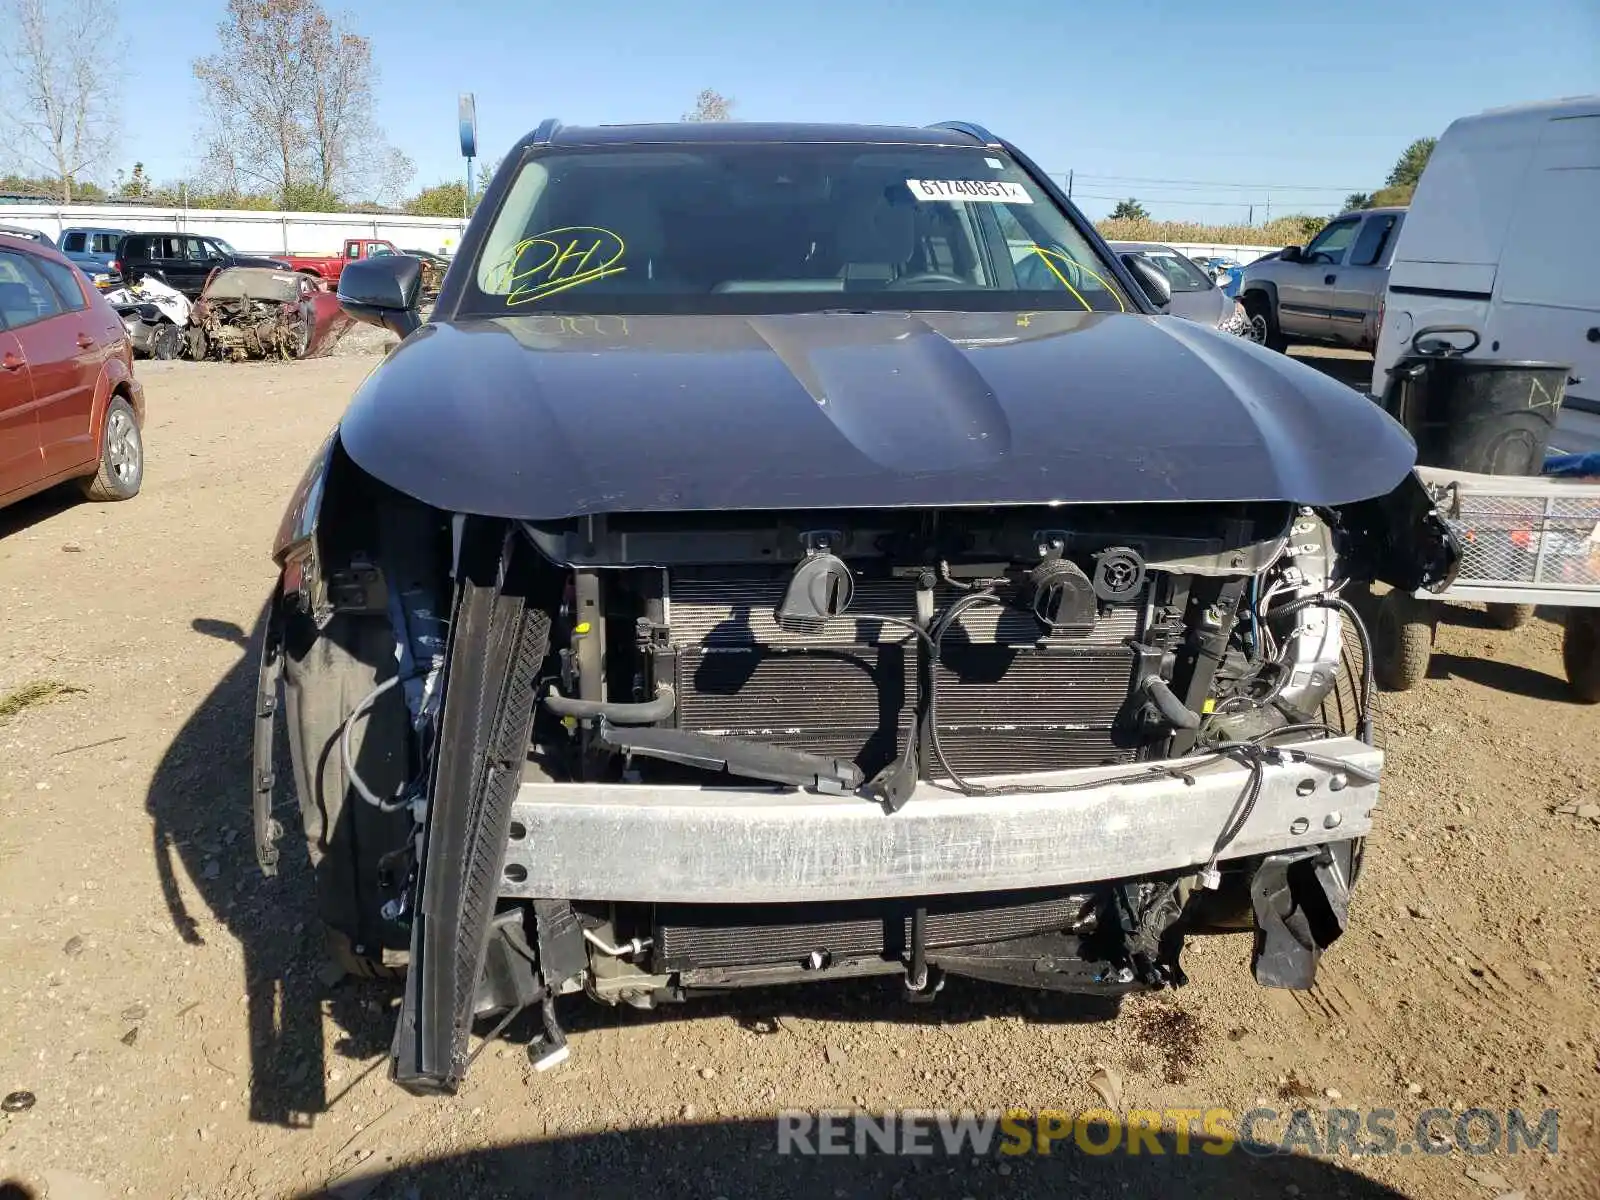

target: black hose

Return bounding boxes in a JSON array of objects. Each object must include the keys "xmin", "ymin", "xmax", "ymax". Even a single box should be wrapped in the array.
[
  {"xmin": 543, "ymin": 683, "xmax": 676, "ymax": 724},
  {"xmin": 1143, "ymin": 676, "xmax": 1201, "ymax": 730}
]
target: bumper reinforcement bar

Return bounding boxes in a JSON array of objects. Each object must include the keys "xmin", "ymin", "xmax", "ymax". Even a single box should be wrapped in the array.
[{"xmin": 501, "ymin": 737, "xmax": 1381, "ymax": 904}]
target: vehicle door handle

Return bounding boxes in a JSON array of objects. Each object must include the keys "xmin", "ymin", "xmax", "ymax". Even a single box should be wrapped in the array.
[
  {"xmin": 1324, "ymin": 274, "xmax": 1337, "ymax": 285},
  {"xmin": 76, "ymin": 333, "xmax": 95, "ymax": 349},
  {"xmin": 1, "ymin": 353, "xmax": 23, "ymax": 372}
]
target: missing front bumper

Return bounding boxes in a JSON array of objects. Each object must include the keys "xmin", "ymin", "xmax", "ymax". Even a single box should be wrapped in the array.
[{"xmin": 499, "ymin": 736, "xmax": 1381, "ymax": 904}]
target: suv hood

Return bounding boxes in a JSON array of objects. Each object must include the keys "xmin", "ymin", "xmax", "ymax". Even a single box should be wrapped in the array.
[{"xmin": 338, "ymin": 309, "xmax": 1416, "ymax": 519}]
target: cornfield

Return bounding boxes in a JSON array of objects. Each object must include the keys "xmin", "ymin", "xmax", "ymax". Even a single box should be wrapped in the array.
[{"xmin": 1094, "ymin": 215, "xmax": 1329, "ymax": 247}]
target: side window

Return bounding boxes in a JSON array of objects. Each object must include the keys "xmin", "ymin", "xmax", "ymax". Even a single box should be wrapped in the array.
[
  {"xmin": 0, "ymin": 252, "xmax": 67, "ymax": 329},
  {"xmin": 1303, "ymin": 218, "xmax": 1360, "ymax": 265},
  {"xmin": 185, "ymin": 237, "xmax": 209, "ymax": 261},
  {"xmin": 156, "ymin": 236, "xmax": 182, "ymax": 259},
  {"xmin": 94, "ymin": 234, "xmax": 118, "ymax": 254},
  {"xmin": 347, "ymin": 243, "xmax": 361, "ymax": 258},
  {"xmin": 63, "ymin": 232, "xmax": 86, "ymax": 252},
  {"xmin": 367, "ymin": 243, "xmax": 393, "ymax": 257},
  {"xmin": 35, "ymin": 258, "xmax": 88, "ymax": 312},
  {"xmin": 1348, "ymin": 215, "xmax": 1398, "ymax": 267}
]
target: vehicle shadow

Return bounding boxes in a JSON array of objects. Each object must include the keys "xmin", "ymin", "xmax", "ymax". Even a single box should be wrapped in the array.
[
  {"xmin": 144, "ymin": 605, "xmax": 395, "ymax": 1128},
  {"xmin": 1426, "ymin": 652, "xmax": 1575, "ymax": 702},
  {"xmin": 1289, "ymin": 348, "xmax": 1372, "ymax": 392},
  {"xmin": 283, "ymin": 1120, "xmax": 1412, "ymax": 1200},
  {"xmin": 0, "ymin": 483, "xmax": 83, "ymax": 539}
]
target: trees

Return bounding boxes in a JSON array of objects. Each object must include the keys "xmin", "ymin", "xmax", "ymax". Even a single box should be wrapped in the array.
[
  {"xmin": 192, "ymin": 0, "xmax": 411, "ymax": 208},
  {"xmin": 405, "ymin": 181, "xmax": 472, "ymax": 218},
  {"xmin": 1109, "ymin": 198, "xmax": 1149, "ymax": 221},
  {"xmin": 1344, "ymin": 192, "xmax": 1373, "ymax": 212},
  {"xmin": 682, "ymin": 89, "xmax": 735, "ymax": 121},
  {"xmin": 1386, "ymin": 137, "xmax": 1436, "ymax": 190},
  {"xmin": 0, "ymin": 0, "xmax": 120, "ymax": 202}
]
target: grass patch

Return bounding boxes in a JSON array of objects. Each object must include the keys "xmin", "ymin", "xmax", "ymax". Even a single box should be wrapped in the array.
[{"xmin": 0, "ymin": 680, "xmax": 86, "ymax": 721}]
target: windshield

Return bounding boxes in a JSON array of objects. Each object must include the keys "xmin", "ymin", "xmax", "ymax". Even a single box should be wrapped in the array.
[
  {"xmin": 1133, "ymin": 249, "xmax": 1212, "ymax": 293},
  {"xmin": 465, "ymin": 143, "xmax": 1131, "ymax": 316},
  {"xmin": 211, "ymin": 237, "xmax": 239, "ymax": 257}
]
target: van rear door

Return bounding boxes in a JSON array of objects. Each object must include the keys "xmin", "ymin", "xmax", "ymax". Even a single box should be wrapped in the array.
[{"xmin": 1490, "ymin": 113, "xmax": 1600, "ymax": 411}]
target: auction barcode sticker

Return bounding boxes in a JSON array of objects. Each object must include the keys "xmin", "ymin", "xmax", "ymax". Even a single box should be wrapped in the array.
[{"xmin": 906, "ymin": 179, "xmax": 1033, "ymax": 203}]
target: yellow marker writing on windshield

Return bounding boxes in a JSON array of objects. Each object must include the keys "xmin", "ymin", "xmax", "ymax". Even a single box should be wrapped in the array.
[
  {"xmin": 1027, "ymin": 246, "xmax": 1128, "ymax": 314},
  {"xmin": 492, "ymin": 226, "xmax": 627, "ymax": 304}
]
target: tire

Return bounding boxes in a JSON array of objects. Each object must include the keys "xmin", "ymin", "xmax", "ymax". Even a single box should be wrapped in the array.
[
  {"xmin": 80, "ymin": 395, "xmax": 143, "ymax": 501},
  {"xmin": 1486, "ymin": 602, "xmax": 1535, "ymax": 631},
  {"xmin": 282, "ymin": 608, "xmax": 414, "ymax": 964},
  {"xmin": 152, "ymin": 323, "xmax": 184, "ymax": 361},
  {"xmin": 1243, "ymin": 293, "xmax": 1288, "ymax": 353},
  {"xmin": 187, "ymin": 326, "xmax": 208, "ymax": 361},
  {"xmin": 1564, "ymin": 609, "xmax": 1600, "ymax": 703},
  {"xmin": 1373, "ymin": 589, "xmax": 1435, "ymax": 692}
]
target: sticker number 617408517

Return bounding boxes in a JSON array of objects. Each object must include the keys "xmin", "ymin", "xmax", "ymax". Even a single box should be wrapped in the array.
[{"xmin": 906, "ymin": 179, "xmax": 1032, "ymax": 203}]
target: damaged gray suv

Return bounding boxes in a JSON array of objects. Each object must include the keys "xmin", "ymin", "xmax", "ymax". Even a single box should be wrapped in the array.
[{"xmin": 253, "ymin": 119, "xmax": 1458, "ymax": 1095}]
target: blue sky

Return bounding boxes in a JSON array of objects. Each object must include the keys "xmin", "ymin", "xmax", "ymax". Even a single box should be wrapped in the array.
[{"xmin": 111, "ymin": 0, "xmax": 1599, "ymax": 221}]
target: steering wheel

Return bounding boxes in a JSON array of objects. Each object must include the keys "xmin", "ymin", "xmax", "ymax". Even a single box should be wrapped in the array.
[{"xmin": 885, "ymin": 272, "xmax": 968, "ymax": 291}]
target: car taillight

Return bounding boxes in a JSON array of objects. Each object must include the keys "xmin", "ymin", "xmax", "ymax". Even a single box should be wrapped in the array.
[{"xmin": 110, "ymin": 259, "xmax": 121, "ymax": 275}]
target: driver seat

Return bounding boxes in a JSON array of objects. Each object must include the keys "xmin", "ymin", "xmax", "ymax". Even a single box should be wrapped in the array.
[{"xmin": 836, "ymin": 188, "xmax": 916, "ymax": 291}]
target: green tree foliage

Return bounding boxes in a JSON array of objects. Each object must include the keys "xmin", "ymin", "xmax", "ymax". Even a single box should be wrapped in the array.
[
  {"xmin": 1109, "ymin": 198, "xmax": 1149, "ymax": 221},
  {"xmin": 1343, "ymin": 192, "xmax": 1372, "ymax": 211},
  {"xmin": 405, "ymin": 181, "xmax": 473, "ymax": 218},
  {"xmin": 1386, "ymin": 137, "xmax": 1436, "ymax": 189}
]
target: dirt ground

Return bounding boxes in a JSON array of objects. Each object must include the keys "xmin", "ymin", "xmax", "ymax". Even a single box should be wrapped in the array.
[{"xmin": 0, "ymin": 346, "xmax": 1596, "ymax": 1200}]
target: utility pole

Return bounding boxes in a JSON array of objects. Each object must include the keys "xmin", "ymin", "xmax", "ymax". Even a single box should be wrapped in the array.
[
  {"xmin": 1247, "ymin": 203, "xmax": 1254, "ymax": 226},
  {"xmin": 1265, "ymin": 194, "xmax": 1272, "ymax": 224}
]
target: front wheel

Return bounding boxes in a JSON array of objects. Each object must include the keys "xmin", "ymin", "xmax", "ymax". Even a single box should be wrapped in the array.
[
  {"xmin": 1564, "ymin": 609, "xmax": 1600, "ymax": 703},
  {"xmin": 152, "ymin": 323, "xmax": 184, "ymax": 361},
  {"xmin": 1243, "ymin": 294, "xmax": 1288, "ymax": 353},
  {"xmin": 1487, "ymin": 602, "xmax": 1536, "ymax": 631},
  {"xmin": 80, "ymin": 395, "xmax": 143, "ymax": 501},
  {"xmin": 1373, "ymin": 589, "xmax": 1435, "ymax": 691},
  {"xmin": 186, "ymin": 326, "xmax": 208, "ymax": 361}
]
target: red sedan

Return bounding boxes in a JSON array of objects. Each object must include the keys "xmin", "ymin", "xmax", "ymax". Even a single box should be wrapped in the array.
[{"xmin": 0, "ymin": 233, "xmax": 144, "ymax": 511}]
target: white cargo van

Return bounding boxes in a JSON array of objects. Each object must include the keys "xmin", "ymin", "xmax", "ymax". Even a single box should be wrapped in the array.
[{"xmin": 1371, "ymin": 95, "xmax": 1600, "ymax": 413}]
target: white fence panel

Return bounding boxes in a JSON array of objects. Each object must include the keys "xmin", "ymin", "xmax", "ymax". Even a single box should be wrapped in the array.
[{"xmin": 0, "ymin": 203, "xmax": 468, "ymax": 256}]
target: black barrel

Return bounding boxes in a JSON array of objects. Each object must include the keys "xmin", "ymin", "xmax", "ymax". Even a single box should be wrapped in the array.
[{"xmin": 1381, "ymin": 326, "xmax": 1572, "ymax": 476}]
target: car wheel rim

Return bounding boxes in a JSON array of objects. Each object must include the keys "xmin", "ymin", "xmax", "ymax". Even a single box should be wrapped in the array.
[
  {"xmin": 1247, "ymin": 314, "xmax": 1269, "ymax": 344},
  {"xmin": 107, "ymin": 410, "xmax": 140, "ymax": 483}
]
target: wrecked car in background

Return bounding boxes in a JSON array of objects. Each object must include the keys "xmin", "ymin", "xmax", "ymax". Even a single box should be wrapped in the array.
[
  {"xmin": 191, "ymin": 267, "xmax": 354, "ymax": 361},
  {"xmin": 104, "ymin": 275, "xmax": 191, "ymax": 360},
  {"xmin": 254, "ymin": 119, "xmax": 1460, "ymax": 1097}
]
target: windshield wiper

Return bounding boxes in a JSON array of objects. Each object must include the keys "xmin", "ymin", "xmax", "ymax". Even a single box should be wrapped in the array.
[{"xmin": 595, "ymin": 720, "xmax": 865, "ymax": 794}]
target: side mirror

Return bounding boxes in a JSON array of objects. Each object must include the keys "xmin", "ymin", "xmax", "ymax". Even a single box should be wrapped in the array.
[
  {"xmin": 337, "ymin": 255, "xmax": 424, "ymax": 339},
  {"xmin": 1121, "ymin": 253, "xmax": 1172, "ymax": 309},
  {"xmin": 1278, "ymin": 245, "xmax": 1302, "ymax": 263}
]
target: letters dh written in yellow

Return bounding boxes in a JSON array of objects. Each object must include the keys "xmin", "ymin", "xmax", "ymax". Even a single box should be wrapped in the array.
[{"xmin": 486, "ymin": 227, "xmax": 627, "ymax": 304}]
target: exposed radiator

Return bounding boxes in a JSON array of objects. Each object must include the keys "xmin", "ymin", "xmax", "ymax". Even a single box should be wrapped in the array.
[{"xmin": 663, "ymin": 570, "xmax": 1154, "ymax": 779}]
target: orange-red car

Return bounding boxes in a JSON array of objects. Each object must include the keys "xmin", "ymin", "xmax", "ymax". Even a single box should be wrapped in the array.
[{"xmin": 0, "ymin": 232, "xmax": 144, "ymax": 511}]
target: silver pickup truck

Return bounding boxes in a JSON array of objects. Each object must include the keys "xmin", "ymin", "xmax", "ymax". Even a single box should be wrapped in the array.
[{"xmin": 1238, "ymin": 207, "xmax": 1406, "ymax": 354}]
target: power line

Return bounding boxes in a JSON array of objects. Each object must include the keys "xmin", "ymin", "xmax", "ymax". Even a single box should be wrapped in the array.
[{"xmin": 1064, "ymin": 172, "xmax": 1365, "ymax": 193}]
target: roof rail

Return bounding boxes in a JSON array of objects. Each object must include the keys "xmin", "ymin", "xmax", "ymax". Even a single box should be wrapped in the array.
[
  {"xmin": 531, "ymin": 118, "xmax": 562, "ymax": 145},
  {"xmin": 927, "ymin": 120, "xmax": 1001, "ymax": 147}
]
